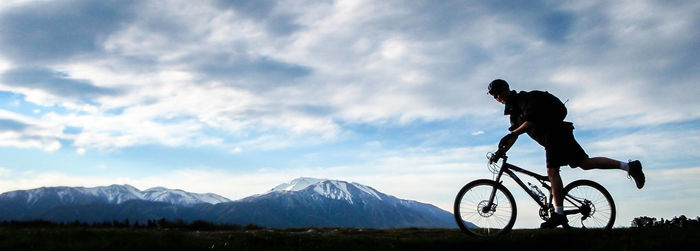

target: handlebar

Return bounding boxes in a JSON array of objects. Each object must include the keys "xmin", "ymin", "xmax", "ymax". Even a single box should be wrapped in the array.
[
  {"xmin": 486, "ymin": 151, "xmax": 506, "ymax": 174},
  {"xmin": 488, "ymin": 150, "xmax": 507, "ymax": 164}
]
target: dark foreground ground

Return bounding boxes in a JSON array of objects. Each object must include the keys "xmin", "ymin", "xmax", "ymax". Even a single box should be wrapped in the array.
[{"xmin": 1, "ymin": 226, "xmax": 698, "ymax": 251}]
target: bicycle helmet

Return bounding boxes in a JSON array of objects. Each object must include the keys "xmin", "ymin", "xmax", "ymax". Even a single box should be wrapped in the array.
[{"xmin": 488, "ymin": 79, "xmax": 509, "ymax": 95}]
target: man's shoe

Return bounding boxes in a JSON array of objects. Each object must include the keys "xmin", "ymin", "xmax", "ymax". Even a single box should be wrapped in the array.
[
  {"xmin": 540, "ymin": 213, "xmax": 568, "ymax": 229},
  {"xmin": 628, "ymin": 160, "xmax": 645, "ymax": 189}
]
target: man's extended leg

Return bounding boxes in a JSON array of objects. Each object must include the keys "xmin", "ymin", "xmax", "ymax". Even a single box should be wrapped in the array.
[
  {"xmin": 579, "ymin": 157, "xmax": 645, "ymax": 189},
  {"xmin": 579, "ymin": 157, "xmax": 620, "ymax": 170},
  {"xmin": 541, "ymin": 166, "xmax": 568, "ymax": 228}
]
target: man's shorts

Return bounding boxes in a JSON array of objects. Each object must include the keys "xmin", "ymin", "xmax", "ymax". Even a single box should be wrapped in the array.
[{"xmin": 542, "ymin": 122, "xmax": 589, "ymax": 168}]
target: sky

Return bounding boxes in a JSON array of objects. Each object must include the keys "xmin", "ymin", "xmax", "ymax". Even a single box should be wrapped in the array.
[{"xmin": 0, "ymin": 0, "xmax": 698, "ymax": 228}]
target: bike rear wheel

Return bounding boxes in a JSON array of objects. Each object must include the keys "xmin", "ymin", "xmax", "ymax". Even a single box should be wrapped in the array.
[
  {"xmin": 562, "ymin": 179, "xmax": 616, "ymax": 229},
  {"xmin": 454, "ymin": 179, "xmax": 517, "ymax": 236}
]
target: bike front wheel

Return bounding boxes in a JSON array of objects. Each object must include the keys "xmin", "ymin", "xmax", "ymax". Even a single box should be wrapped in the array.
[
  {"xmin": 454, "ymin": 179, "xmax": 517, "ymax": 236},
  {"xmin": 562, "ymin": 179, "xmax": 616, "ymax": 229}
]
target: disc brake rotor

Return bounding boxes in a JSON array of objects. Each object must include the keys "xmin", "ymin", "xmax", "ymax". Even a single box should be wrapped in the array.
[{"xmin": 477, "ymin": 200, "xmax": 497, "ymax": 217}]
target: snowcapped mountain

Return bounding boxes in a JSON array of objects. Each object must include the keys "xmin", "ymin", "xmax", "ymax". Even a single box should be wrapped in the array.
[
  {"xmin": 0, "ymin": 178, "xmax": 458, "ymax": 229},
  {"xmin": 142, "ymin": 186, "xmax": 230, "ymax": 205},
  {"xmin": 0, "ymin": 184, "xmax": 231, "ymax": 207},
  {"xmin": 265, "ymin": 177, "xmax": 383, "ymax": 203},
  {"xmin": 226, "ymin": 177, "xmax": 456, "ymax": 228}
]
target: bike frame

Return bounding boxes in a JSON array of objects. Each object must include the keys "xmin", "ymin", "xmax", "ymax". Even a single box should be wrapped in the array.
[
  {"xmin": 486, "ymin": 156, "xmax": 550, "ymax": 210},
  {"xmin": 485, "ymin": 155, "xmax": 586, "ymax": 216}
]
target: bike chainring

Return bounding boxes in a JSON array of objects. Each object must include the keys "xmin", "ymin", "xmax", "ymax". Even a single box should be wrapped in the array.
[
  {"xmin": 538, "ymin": 203, "xmax": 555, "ymax": 221},
  {"xmin": 539, "ymin": 207, "xmax": 551, "ymax": 221}
]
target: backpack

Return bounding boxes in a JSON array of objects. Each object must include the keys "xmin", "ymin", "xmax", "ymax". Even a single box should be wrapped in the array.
[{"xmin": 528, "ymin": 90, "xmax": 567, "ymax": 123}]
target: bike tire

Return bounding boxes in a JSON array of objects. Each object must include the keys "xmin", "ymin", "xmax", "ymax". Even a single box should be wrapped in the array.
[
  {"xmin": 562, "ymin": 179, "xmax": 616, "ymax": 230},
  {"xmin": 454, "ymin": 179, "xmax": 517, "ymax": 236}
]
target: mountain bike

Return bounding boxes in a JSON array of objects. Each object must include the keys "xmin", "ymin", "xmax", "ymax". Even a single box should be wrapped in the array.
[{"xmin": 453, "ymin": 152, "xmax": 616, "ymax": 236}]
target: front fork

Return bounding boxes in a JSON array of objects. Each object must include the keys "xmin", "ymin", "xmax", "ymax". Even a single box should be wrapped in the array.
[{"xmin": 483, "ymin": 159, "xmax": 508, "ymax": 213}]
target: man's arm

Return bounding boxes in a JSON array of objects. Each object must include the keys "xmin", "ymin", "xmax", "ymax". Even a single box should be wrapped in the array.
[
  {"xmin": 499, "ymin": 120, "xmax": 534, "ymax": 153},
  {"xmin": 510, "ymin": 120, "xmax": 534, "ymax": 135}
]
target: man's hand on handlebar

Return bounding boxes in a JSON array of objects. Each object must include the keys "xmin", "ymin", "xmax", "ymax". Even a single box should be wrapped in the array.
[
  {"xmin": 490, "ymin": 133, "xmax": 519, "ymax": 164},
  {"xmin": 489, "ymin": 150, "xmax": 504, "ymax": 164}
]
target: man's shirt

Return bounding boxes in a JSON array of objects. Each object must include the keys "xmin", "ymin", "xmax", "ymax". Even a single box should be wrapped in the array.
[{"xmin": 504, "ymin": 90, "xmax": 568, "ymax": 146}]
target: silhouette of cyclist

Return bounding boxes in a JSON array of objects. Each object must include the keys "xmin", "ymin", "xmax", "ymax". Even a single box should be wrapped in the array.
[{"xmin": 487, "ymin": 79, "xmax": 645, "ymax": 228}]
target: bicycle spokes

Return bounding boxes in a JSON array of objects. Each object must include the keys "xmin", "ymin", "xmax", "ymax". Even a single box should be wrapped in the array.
[
  {"xmin": 454, "ymin": 180, "xmax": 517, "ymax": 236},
  {"xmin": 563, "ymin": 180, "xmax": 616, "ymax": 229}
]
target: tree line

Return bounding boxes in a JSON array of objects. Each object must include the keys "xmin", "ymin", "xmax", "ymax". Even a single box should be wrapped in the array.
[
  {"xmin": 631, "ymin": 215, "xmax": 700, "ymax": 228},
  {"xmin": 3, "ymin": 215, "xmax": 699, "ymax": 229},
  {"xmin": 0, "ymin": 218, "xmax": 263, "ymax": 230}
]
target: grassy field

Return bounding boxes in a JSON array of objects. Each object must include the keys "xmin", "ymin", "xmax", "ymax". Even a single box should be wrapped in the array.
[{"xmin": 1, "ymin": 226, "xmax": 698, "ymax": 250}]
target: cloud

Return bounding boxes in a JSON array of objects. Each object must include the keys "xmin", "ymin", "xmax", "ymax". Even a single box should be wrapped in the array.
[
  {"xmin": 1, "ymin": 67, "xmax": 123, "ymax": 99},
  {"xmin": 539, "ymin": 1, "xmax": 700, "ymax": 128},
  {"xmin": 581, "ymin": 127, "xmax": 700, "ymax": 164},
  {"xmin": 0, "ymin": 0, "xmax": 696, "ymax": 153},
  {"xmin": 479, "ymin": 0, "xmax": 576, "ymax": 44},
  {"xmin": 0, "ymin": 0, "xmax": 138, "ymax": 64},
  {"xmin": 215, "ymin": 0, "xmax": 304, "ymax": 36},
  {"xmin": 191, "ymin": 52, "xmax": 313, "ymax": 91},
  {"xmin": 0, "ymin": 110, "xmax": 63, "ymax": 151},
  {"xmin": 0, "ymin": 118, "xmax": 28, "ymax": 131}
]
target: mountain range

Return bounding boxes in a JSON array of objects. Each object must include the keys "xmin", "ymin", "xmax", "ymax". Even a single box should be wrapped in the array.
[{"xmin": 0, "ymin": 178, "xmax": 458, "ymax": 229}]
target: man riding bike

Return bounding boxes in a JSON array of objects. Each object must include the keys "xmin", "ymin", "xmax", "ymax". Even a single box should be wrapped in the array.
[{"xmin": 487, "ymin": 79, "xmax": 645, "ymax": 228}]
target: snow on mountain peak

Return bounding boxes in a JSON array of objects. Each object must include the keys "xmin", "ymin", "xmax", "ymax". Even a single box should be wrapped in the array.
[
  {"xmin": 351, "ymin": 182, "xmax": 382, "ymax": 200},
  {"xmin": 144, "ymin": 187, "xmax": 168, "ymax": 192},
  {"xmin": 267, "ymin": 177, "xmax": 384, "ymax": 203},
  {"xmin": 0, "ymin": 184, "xmax": 231, "ymax": 206},
  {"xmin": 142, "ymin": 186, "xmax": 230, "ymax": 205},
  {"xmin": 269, "ymin": 177, "xmax": 326, "ymax": 192}
]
